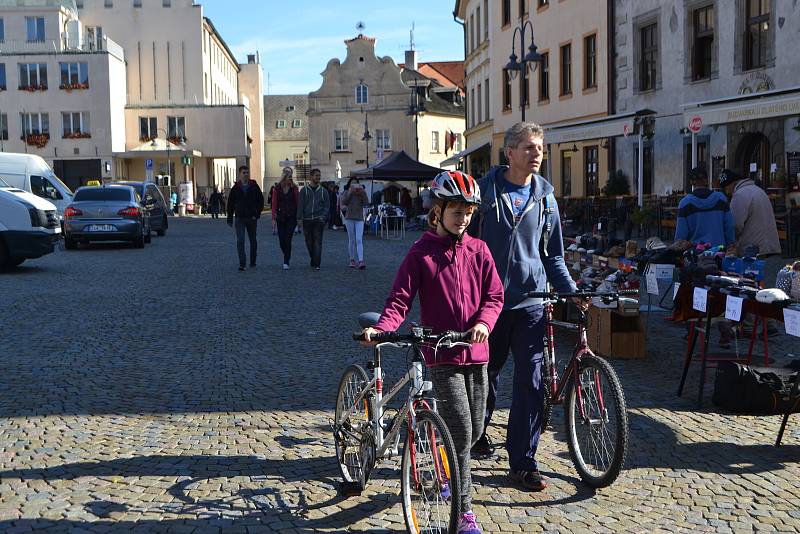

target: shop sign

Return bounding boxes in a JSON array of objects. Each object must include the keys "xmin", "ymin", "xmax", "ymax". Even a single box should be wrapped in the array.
[{"xmin": 683, "ymin": 92, "xmax": 800, "ymax": 127}]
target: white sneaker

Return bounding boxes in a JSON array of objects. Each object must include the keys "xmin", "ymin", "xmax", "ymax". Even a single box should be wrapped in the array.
[{"xmin": 282, "ymin": 263, "xmax": 289, "ymax": 270}]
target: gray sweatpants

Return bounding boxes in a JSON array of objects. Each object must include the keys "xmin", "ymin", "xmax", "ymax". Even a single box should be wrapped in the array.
[{"xmin": 428, "ymin": 364, "xmax": 488, "ymax": 512}]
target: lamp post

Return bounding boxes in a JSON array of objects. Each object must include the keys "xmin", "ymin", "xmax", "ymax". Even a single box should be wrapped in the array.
[
  {"xmin": 303, "ymin": 145, "xmax": 310, "ymax": 181},
  {"xmin": 504, "ymin": 19, "xmax": 543, "ymax": 122},
  {"xmin": 361, "ymin": 107, "xmax": 372, "ymax": 167},
  {"xmin": 406, "ymin": 73, "xmax": 425, "ymax": 160}
]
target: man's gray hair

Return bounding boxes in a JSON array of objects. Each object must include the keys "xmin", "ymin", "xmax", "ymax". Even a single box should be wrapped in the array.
[{"xmin": 503, "ymin": 122, "xmax": 545, "ymax": 149}]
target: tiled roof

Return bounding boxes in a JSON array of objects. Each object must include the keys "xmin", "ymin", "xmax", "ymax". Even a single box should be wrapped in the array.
[
  {"xmin": 264, "ymin": 95, "xmax": 309, "ymax": 141},
  {"xmin": 400, "ymin": 69, "xmax": 465, "ymax": 118},
  {"xmin": 399, "ymin": 61, "xmax": 465, "ymax": 91}
]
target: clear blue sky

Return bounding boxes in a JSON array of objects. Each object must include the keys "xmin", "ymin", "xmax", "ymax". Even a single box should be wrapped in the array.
[{"xmin": 200, "ymin": 0, "xmax": 465, "ymax": 95}]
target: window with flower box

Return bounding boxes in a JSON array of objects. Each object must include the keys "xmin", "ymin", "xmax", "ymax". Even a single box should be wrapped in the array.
[
  {"xmin": 60, "ymin": 62, "xmax": 89, "ymax": 90},
  {"xmin": 19, "ymin": 63, "xmax": 47, "ymax": 91},
  {"xmin": 62, "ymin": 112, "xmax": 90, "ymax": 138},
  {"xmin": 21, "ymin": 112, "xmax": 49, "ymax": 147},
  {"xmin": 139, "ymin": 116, "xmax": 156, "ymax": 141},
  {"xmin": 167, "ymin": 116, "xmax": 186, "ymax": 143}
]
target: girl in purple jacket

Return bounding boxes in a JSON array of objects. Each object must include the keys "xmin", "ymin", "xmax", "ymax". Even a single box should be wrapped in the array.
[{"xmin": 363, "ymin": 171, "xmax": 504, "ymax": 534}]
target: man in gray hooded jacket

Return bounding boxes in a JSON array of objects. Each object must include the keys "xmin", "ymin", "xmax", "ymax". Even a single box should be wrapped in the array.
[{"xmin": 471, "ymin": 122, "xmax": 578, "ymax": 492}]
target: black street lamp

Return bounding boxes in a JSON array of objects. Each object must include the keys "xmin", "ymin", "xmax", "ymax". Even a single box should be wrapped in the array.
[
  {"xmin": 406, "ymin": 73, "xmax": 426, "ymax": 160},
  {"xmin": 504, "ymin": 19, "xmax": 543, "ymax": 122},
  {"xmin": 361, "ymin": 107, "xmax": 372, "ymax": 167}
]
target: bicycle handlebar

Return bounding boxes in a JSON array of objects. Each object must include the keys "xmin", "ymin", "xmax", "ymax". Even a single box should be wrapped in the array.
[
  {"xmin": 352, "ymin": 329, "xmax": 473, "ymax": 345},
  {"xmin": 526, "ymin": 289, "xmax": 639, "ymax": 300}
]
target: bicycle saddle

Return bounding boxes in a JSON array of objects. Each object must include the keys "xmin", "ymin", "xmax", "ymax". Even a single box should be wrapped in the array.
[{"xmin": 358, "ymin": 312, "xmax": 382, "ymax": 328}]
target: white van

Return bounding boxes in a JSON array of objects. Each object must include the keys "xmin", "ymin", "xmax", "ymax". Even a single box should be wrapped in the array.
[
  {"xmin": 0, "ymin": 153, "xmax": 73, "ymax": 217},
  {"xmin": 0, "ymin": 177, "xmax": 61, "ymax": 269}
]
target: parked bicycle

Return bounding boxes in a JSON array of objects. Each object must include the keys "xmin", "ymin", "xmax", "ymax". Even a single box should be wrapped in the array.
[
  {"xmin": 529, "ymin": 290, "xmax": 634, "ymax": 488},
  {"xmin": 333, "ymin": 312, "xmax": 472, "ymax": 534}
]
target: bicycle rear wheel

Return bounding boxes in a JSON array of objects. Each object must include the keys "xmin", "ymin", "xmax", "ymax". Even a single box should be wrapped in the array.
[
  {"xmin": 401, "ymin": 409, "xmax": 461, "ymax": 534},
  {"xmin": 564, "ymin": 354, "xmax": 628, "ymax": 488},
  {"xmin": 334, "ymin": 364, "xmax": 374, "ymax": 488}
]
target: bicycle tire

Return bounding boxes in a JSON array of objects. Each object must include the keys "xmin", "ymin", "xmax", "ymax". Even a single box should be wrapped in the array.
[
  {"xmin": 400, "ymin": 409, "xmax": 461, "ymax": 534},
  {"xmin": 334, "ymin": 364, "xmax": 374, "ymax": 488},
  {"xmin": 541, "ymin": 355, "xmax": 554, "ymax": 431},
  {"xmin": 564, "ymin": 354, "xmax": 629, "ymax": 488}
]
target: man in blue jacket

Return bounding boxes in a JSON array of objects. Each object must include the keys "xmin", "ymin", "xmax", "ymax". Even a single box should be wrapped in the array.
[
  {"xmin": 472, "ymin": 122, "xmax": 578, "ymax": 492},
  {"xmin": 674, "ymin": 166, "xmax": 734, "ymax": 247}
]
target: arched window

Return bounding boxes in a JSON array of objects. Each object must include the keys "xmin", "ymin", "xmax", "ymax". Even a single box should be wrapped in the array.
[{"xmin": 355, "ymin": 83, "xmax": 368, "ymax": 104}]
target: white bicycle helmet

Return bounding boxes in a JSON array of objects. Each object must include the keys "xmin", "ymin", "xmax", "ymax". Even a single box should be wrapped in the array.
[{"xmin": 430, "ymin": 170, "xmax": 481, "ymax": 205}]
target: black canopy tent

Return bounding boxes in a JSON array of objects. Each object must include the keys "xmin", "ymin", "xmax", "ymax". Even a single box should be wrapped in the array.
[{"xmin": 350, "ymin": 150, "xmax": 443, "ymax": 181}]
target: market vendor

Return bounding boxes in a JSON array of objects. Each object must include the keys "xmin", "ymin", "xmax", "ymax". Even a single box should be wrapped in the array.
[
  {"xmin": 675, "ymin": 165, "xmax": 735, "ymax": 248},
  {"xmin": 720, "ymin": 169, "xmax": 781, "ymax": 258}
]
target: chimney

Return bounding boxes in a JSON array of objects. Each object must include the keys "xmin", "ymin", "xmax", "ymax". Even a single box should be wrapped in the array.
[
  {"xmin": 405, "ymin": 49, "xmax": 418, "ymax": 71},
  {"xmin": 247, "ymin": 54, "xmax": 256, "ymax": 64}
]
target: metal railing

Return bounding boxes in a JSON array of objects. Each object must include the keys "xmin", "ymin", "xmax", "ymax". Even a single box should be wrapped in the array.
[{"xmin": 0, "ymin": 36, "xmax": 124, "ymax": 60}]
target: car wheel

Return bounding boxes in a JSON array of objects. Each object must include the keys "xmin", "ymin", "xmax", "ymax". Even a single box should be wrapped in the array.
[
  {"xmin": 145, "ymin": 232, "xmax": 152, "ymax": 244},
  {"xmin": 64, "ymin": 235, "xmax": 78, "ymax": 250},
  {"xmin": 157, "ymin": 215, "xmax": 167, "ymax": 236},
  {"xmin": 0, "ymin": 239, "xmax": 11, "ymax": 270}
]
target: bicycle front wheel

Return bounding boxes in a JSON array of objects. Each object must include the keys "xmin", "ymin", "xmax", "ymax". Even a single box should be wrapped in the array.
[
  {"xmin": 564, "ymin": 354, "xmax": 629, "ymax": 488},
  {"xmin": 401, "ymin": 409, "xmax": 461, "ymax": 534},
  {"xmin": 334, "ymin": 364, "xmax": 374, "ymax": 488}
]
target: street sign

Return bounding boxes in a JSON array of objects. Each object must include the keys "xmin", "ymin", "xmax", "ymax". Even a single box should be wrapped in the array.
[
  {"xmin": 145, "ymin": 169, "xmax": 154, "ymax": 183},
  {"xmin": 688, "ymin": 116, "xmax": 703, "ymax": 133},
  {"xmin": 181, "ymin": 156, "xmax": 191, "ymax": 166},
  {"xmin": 145, "ymin": 158, "xmax": 153, "ymax": 170}
]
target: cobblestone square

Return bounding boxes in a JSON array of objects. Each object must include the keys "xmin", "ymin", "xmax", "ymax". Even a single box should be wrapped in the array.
[{"xmin": 1, "ymin": 218, "xmax": 799, "ymax": 533}]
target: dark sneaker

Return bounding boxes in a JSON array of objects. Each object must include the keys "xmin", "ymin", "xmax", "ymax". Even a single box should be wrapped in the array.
[
  {"xmin": 238, "ymin": 265, "xmax": 246, "ymax": 272},
  {"xmin": 509, "ymin": 469, "xmax": 548, "ymax": 491},
  {"xmin": 470, "ymin": 434, "xmax": 492, "ymax": 459}
]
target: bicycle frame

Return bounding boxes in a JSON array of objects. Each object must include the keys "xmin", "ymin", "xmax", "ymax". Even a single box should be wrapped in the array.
[
  {"xmin": 544, "ymin": 302, "xmax": 606, "ymax": 419},
  {"xmin": 336, "ymin": 341, "xmax": 433, "ymax": 460}
]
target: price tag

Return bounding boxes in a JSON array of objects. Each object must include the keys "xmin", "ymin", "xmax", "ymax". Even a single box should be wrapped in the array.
[
  {"xmin": 655, "ymin": 264, "xmax": 673, "ymax": 279},
  {"xmin": 646, "ymin": 272, "xmax": 659, "ymax": 295},
  {"xmin": 725, "ymin": 295, "xmax": 743, "ymax": 322},
  {"xmin": 673, "ymin": 282, "xmax": 681, "ymax": 299},
  {"xmin": 784, "ymin": 308, "xmax": 800, "ymax": 338},
  {"xmin": 693, "ymin": 287, "xmax": 708, "ymax": 312},
  {"xmin": 749, "ymin": 163, "xmax": 758, "ymax": 172}
]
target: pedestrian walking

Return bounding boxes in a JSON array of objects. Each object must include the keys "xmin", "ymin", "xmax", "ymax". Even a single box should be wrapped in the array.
[
  {"xmin": 472, "ymin": 122, "xmax": 586, "ymax": 492},
  {"xmin": 340, "ymin": 179, "xmax": 369, "ymax": 269},
  {"xmin": 720, "ymin": 168, "xmax": 782, "ymax": 257},
  {"xmin": 226, "ymin": 165, "xmax": 264, "ymax": 271},
  {"xmin": 267, "ymin": 183, "xmax": 277, "ymax": 234},
  {"xmin": 208, "ymin": 187, "xmax": 224, "ymax": 219},
  {"xmin": 362, "ymin": 170, "xmax": 504, "ymax": 534},
  {"xmin": 297, "ymin": 168, "xmax": 328, "ymax": 270},
  {"xmin": 272, "ymin": 167, "xmax": 299, "ymax": 270},
  {"xmin": 170, "ymin": 190, "xmax": 178, "ymax": 215}
]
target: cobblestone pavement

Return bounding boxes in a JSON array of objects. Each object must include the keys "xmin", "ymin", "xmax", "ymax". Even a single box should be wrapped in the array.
[{"xmin": 1, "ymin": 217, "xmax": 799, "ymax": 533}]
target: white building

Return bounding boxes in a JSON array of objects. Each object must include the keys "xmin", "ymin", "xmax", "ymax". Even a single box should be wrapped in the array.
[{"xmin": 0, "ymin": 0, "xmax": 264, "ymax": 196}]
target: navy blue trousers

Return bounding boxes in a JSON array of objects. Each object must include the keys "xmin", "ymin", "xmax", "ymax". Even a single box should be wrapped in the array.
[{"xmin": 483, "ymin": 305, "xmax": 546, "ymax": 471}]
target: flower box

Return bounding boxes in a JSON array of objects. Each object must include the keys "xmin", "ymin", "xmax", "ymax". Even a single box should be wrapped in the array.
[
  {"xmin": 167, "ymin": 136, "xmax": 187, "ymax": 145},
  {"xmin": 23, "ymin": 133, "xmax": 50, "ymax": 148},
  {"xmin": 59, "ymin": 82, "xmax": 90, "ymax": 91},
  {"xmin": 63, "ymin": 131, "xmax": 91, "ymax": 139},
  {"xmin": 19, "ymin": 84, "xmax": 47, "ymax": 92},
  {"xmin": 139, "ymin": 136, "xmax": 156, "ymax": 143}
]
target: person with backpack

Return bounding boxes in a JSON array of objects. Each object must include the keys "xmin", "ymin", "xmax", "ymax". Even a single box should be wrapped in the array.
[
  {"xmin": 226, "ymin": 165, "xmax": 264, "ymax": 271},
  {"xmin": 272, "ymin": 167, "xmax": 299, "ymax": 270},
  {"xmin": 363, "ymin": 171, "xmax": 504, "ymax": 534},
  {"xmin": 471, "ymin": 122, "xmax": 584, "ymax": 492}
]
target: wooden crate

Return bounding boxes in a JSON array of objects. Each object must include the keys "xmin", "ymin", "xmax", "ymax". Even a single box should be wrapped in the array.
[{"xmin": 586, "ymin": 306, "xmax": 646, "ymax": 359}]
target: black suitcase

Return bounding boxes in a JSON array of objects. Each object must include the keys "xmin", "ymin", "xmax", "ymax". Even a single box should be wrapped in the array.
[{"xmin": 713, "ymin": 361, "xmax": 800, "ymax": 414}]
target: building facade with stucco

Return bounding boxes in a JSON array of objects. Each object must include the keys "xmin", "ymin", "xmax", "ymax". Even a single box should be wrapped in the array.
[{"xmin": 307, "ymin": 34, "xmax": 465, "ymax": 186}]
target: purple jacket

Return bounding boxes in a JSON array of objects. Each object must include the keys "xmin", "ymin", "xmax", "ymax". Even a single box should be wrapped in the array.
[{"xmin": 374, "ymin": 231, "xmax": 504, "ymax": 367}]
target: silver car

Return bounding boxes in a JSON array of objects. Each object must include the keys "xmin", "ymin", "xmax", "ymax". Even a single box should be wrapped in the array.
[{"xmin": 63, "ymin": 185, "xmax": 152, "ymax": 249}]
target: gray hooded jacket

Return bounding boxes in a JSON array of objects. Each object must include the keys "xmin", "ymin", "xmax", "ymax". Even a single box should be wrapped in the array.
[{"xmin": 476, "ymin": 166, "xmax": 576, "ymax": 309}]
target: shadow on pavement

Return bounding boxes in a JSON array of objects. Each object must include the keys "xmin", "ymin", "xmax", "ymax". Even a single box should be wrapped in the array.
[{"xmin": 0, "ymin": 453, "xmax": 401, "ymax": 533}]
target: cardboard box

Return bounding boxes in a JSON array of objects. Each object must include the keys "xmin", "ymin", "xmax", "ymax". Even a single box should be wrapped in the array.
[{"xmin": 587, "ymin": 306, "xmax": 646, "ymax": 359}]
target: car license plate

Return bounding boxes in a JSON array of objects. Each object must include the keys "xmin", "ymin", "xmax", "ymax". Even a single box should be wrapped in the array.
[{"xmin": 86, "ymin": 224, "xmax": 117, "ymax": 232}]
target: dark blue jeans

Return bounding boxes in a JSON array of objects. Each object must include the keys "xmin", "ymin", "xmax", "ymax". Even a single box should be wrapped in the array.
[
  {"xmin": 235, "ymin": 218, "xmax": 258, "ymax": 267},
  {"xmin": 302, "ymin": 219, "xmax": 325, "ymax": 268},
  {"xmin": 484, "ymin": 305, "xmax": 546, "ymax": 471}
]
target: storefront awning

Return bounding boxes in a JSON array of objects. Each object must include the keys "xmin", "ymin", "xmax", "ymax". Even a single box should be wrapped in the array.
[
  {"xmin": 543, "ymin": 112, "xmax": 637, "ymax": 145},
  {"xmin": 440, "ymin": 142, "xmax": 491, "ymax": 167},
  {"xmin": 682, "ymin": 86, "xmax": 800, "ymax": 129}
]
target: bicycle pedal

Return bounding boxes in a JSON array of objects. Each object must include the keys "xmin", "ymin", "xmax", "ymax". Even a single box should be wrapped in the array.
[{"xmin": 339, "ymin": 481, "xmax": 363, "ymax": 497}]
